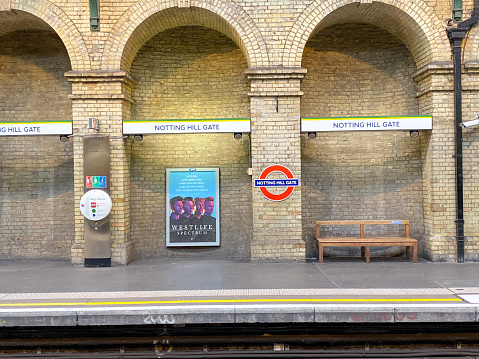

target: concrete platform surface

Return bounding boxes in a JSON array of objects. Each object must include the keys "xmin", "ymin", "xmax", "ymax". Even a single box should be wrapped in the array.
[{"xmin": 1, "ymin": 258, "xmax": 479, "ymax": 327}]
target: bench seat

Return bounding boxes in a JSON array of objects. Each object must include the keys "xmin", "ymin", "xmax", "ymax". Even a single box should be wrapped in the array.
[{"xmin": 316, "ymin": 220, "xmax": 418, "ymax": 263}]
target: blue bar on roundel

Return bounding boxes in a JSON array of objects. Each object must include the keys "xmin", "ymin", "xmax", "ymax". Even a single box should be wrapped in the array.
[{"xmin": 254, "ymin": 179, "xmax": 299, "ymax": 187}]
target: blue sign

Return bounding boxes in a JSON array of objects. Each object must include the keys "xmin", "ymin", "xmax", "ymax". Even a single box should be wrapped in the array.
[
  {"xmin": 254, "ymin": 179, "xmax": 299, "ymax": 187},
  {"xmin": 98, "ymin": 176, "xmax": 107, "ymax": 188}
]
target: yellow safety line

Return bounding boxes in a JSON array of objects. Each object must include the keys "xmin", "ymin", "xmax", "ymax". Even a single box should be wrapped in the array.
[{"xmin": 0, "ymin": 297, "xmax": 462, "ymax": 307}]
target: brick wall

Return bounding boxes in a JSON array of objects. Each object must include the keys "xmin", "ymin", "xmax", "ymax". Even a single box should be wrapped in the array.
[
  {"xmin": 129, "ymin": 26, "xmax": 252, "ymax": 259},
  {"xmin": 1, "ymin": 0, "xmax": 479, "ymax": 263},
  {"xmin": 250, "ymin": 94, "xmax": 304, "ymax": 261},
  {"xmin": 0, "ymin": 30, "xmax": 72, "ymax": 122},
  {"xmin": 0, "ymin": 29, "xmax": 73, "ymax": 259},
  {"xmin": 462, "ymin": 87, "xmax": 479, "ymax": 261},
  {"xmin": 301, "ymin": 23, "xmax": 425, "ymax": 259}
]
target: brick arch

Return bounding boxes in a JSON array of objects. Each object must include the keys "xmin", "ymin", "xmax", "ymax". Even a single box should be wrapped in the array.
[
  {"xmin": 9, "ymin": 0, "xmax": 90, "ymax": 71},
  {"xmin": 464, "ymin": 25, "xmax": 479, "ymax": 63},
  {"xmin": 102, "ymin": 0, "xmax": 269, "ymax": 71},
  {"xmin": 283, "ymin": 0, "xmax": 450, "ymax": 70}
]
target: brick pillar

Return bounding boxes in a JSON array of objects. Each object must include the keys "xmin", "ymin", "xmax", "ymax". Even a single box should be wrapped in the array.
[
  {"xmin": 246, "ymin": 67, "xmax": 306, "ymax": 261},
  {"xmin": 66, "ymin": 71, "xmax": 134, "ymax": 266},
  {"xmin": 414, "ymin": 63, "xmax": 457, "ymax": 261},
  {"xmin": 462, "ymin": 62, "xmax": 479, "ymax": 261}
]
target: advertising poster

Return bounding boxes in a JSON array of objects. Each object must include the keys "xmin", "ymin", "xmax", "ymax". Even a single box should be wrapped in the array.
[{"xmin": 166, "ymin": 168, "xmax": 220, "ymax": 247}]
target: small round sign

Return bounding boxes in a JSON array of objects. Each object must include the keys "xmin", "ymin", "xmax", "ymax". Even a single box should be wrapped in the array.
[
  {"xmin": 254, "ymin": 165, "xmax": 299, "ymax": 201},
  {"xmin": 80, "ymin": 189, "xmax": 112, "ymax": 221}
]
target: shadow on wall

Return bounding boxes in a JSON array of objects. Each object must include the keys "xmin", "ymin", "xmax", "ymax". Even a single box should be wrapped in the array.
[
  {"xmin": 130, "ymin": 26, "xmax": 249, "ymax": 121},
  {"xmin": 129, "ymin": 134, "xmax": 252, "ymax": 261},
  {"xmin": 300, "ymin": 131, "xmax": 426, "ymax": 260},
  {"xmin": 0, "ymin": 138, "xmax": 74, "ymax": 260}
]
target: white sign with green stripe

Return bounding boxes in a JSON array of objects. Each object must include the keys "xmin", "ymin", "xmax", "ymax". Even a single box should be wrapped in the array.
[
  {"xmin": 301, "ymin": 116, "xmax": 432, "ymax": 132},
  {"xmin": 123, "ymin": 119, "xmax": 251, "ymax": 134},
  {"xmin": 0, "ymin": 121, "xmax": 72, "ymax": 136}
]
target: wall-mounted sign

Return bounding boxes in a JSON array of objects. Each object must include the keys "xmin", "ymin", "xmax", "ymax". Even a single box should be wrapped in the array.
[
  {"xmin": 166, "ymin": 168, "xmax": 220, "ymax": 247},
  {"xmin": 301, "ymin": 116, "xmax": 432, "ymax": 132},
  {"xmin": 86, "ymin": 176, "xmax": 107, "ymax": 188},
  {"xmin": 123, "ymin": 119, "xmax": 250, "ymax": 134},
  {"xmin": 254, "ymin": 165, "xmax": 299, "ymax": 201},
  {"xmin": 0, "ymin": 121, "xmax": 73, "ymax": 136},
  {"xmin": 80, "ymin": 189, "xmax": 112, "ymax": 221}
]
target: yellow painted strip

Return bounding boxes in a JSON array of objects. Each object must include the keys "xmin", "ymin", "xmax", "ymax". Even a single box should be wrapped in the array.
[{"xmin": 0, "ymin": 297, "xmax": 462, "ymax": 307}]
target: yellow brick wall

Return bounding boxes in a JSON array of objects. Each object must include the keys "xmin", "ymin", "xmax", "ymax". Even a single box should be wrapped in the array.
[
  {"xmin": 249, "ymin": 88, "xmax": 305, "ymax": 261},
  {"xmin": 0, "ymin": 29, "xmax": 74, "ymax": 259},
  {"xmin": 129, "ymin": 26, "xmax": 252, "ymax": 259},
  {"xmin": 300, "ymin": 23, "xmax": 425, "ymax": 258},
  {"xmin": 462, "ymin": 85, "xmax": 479, "ymax": 261},
  {"xmin": 1, "ymin": 0, "xmax": 479, "ymax": 263},
  {"xmin": 131, "ymin": 27, "xmax": 249, "ymax": 120}
]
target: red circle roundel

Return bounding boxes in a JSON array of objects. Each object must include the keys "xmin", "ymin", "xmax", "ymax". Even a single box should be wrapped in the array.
[{"xmin": 254, "ymin": 165, "xmax": 299, "ymax": 201}]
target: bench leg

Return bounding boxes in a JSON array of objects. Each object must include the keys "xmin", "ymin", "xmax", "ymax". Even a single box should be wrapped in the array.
[
  {"xmin": 361, "ymin": 246, "xmax": 365, "ymax": 259},
  {"xmin": 319, "ymin": 245, "xmax": 324, "ymax": 263},
  {"xmin": 405, "ymin": 246, "xmax": 418, "ymax": 262},
  {"xmin": 365, "ymin": 246, "xmax": 370, "ymax": 263}
]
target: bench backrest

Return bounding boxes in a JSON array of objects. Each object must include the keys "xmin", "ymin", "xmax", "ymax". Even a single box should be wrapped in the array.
[{"xmin": 316, "ymin": 220, "xmax": 410, "ymax": 239}]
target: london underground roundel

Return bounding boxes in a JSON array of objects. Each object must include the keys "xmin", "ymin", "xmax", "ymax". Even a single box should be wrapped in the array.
[
  {"xmin": 80, "ymin": 189, "xmax": 112, "ymax": 221},
  {"xmin": 254, "ymin": 165, "xmax": 299, "ymax": 201}
]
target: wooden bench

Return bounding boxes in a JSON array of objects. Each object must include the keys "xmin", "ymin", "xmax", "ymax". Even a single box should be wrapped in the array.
[{"xmin": 316, "ymin": 220, "xmax": 418, "ymax": 263}]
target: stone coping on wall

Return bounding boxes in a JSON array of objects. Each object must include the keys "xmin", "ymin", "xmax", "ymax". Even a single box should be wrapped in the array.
[
  {"xmin": 412, "ymin": 61, "xmax": 453, "ymax": 82},
  {"xmin": 245, "ymin": 67, "xmax": 307, "ymax": 77},
  {"xmin": 65, "ymin": 70, "xmax": 135, "ymax": 101},
  {"xmin": 246, "ymin": 67, "xmax": 307, "ymax": 97},
  {"xmin": 65, "ymin": 70, "xmax": 134, "ymax": 82},
  {"xmin": 412, "ymin": 61, "xmax": 454, "ymax": 97}
]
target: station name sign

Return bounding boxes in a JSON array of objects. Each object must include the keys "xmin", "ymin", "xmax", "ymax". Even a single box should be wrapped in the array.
[
  {"xmin": 123, "ymin": 119, "xmax": 250, "ymax": 134},
  {"xmin": 301, "ymin": 116, "xmax": 432, "ymax": 132},
  {"xmin": 0, "ymin": 121, "xmax": 72, "ymax": 136},
  {"xmin": 254, "ymin": 165, "xmax": 299, "ymax": 201},
  {"xmin": 254, "ymin": 179, "xmax": 299, "ymax": 187}
]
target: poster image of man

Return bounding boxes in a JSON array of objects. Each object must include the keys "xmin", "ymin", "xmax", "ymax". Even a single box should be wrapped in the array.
[
  {"xmin": 166, "ymin": 168, "xmax": 220, "ymax": 247},
  {"xmin": 169, "ymin": 196, "xmax": 183, "ymax": 222},
  {"xmin": 202, "ymin": 196, "xmax": 215, "ymax": 226},
  {"xmin": 193, "ymin": 197, "xmax": 204, "ymax": 220},
  {"xmin": 182, "ymin": 197, "xmax": 194, "ymax": 221}
]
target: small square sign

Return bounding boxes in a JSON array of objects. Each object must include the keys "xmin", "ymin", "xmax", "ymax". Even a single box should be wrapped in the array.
[
  {"xmin": 98, "ymin": 176, "xmax": 107, "ymax": 188},
  {"xmin": 87, "ymin": 176, "xmax": 107, "ymax": 188}
]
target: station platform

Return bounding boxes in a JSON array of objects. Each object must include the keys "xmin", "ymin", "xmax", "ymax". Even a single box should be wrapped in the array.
[{"xmin": 1, "ymin": 257, "xmax": 479, "ymax": 327}]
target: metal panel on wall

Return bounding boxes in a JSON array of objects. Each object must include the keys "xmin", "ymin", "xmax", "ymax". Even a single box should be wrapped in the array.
[{"xmin": 83, "ymin": 135, "xmax": 111, "ymax": 266}]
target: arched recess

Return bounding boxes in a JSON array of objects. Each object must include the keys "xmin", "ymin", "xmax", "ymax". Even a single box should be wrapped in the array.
[
  {"xmin": 6, "ymin": 0, "xmax": 90, "ymax": 71},
  {"xmin": 283, "ymin": 0, "xmax": 450, "ymax": 69},
  {"xmin": 101, "ymin": 0, "xmax": 269, "ymax": 71},
  {"xmin": 464, "ymin": 25, "xmax": 479, "ymax": 63},
  {"xmin": 1, "ymin": 2, "xmax": 78, "ymax": 260}
]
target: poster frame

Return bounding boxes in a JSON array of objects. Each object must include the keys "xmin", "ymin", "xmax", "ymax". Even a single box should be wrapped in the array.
[{"xmin": 166, "ymin": 167, "xmax": 220, "ymax": 247}]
